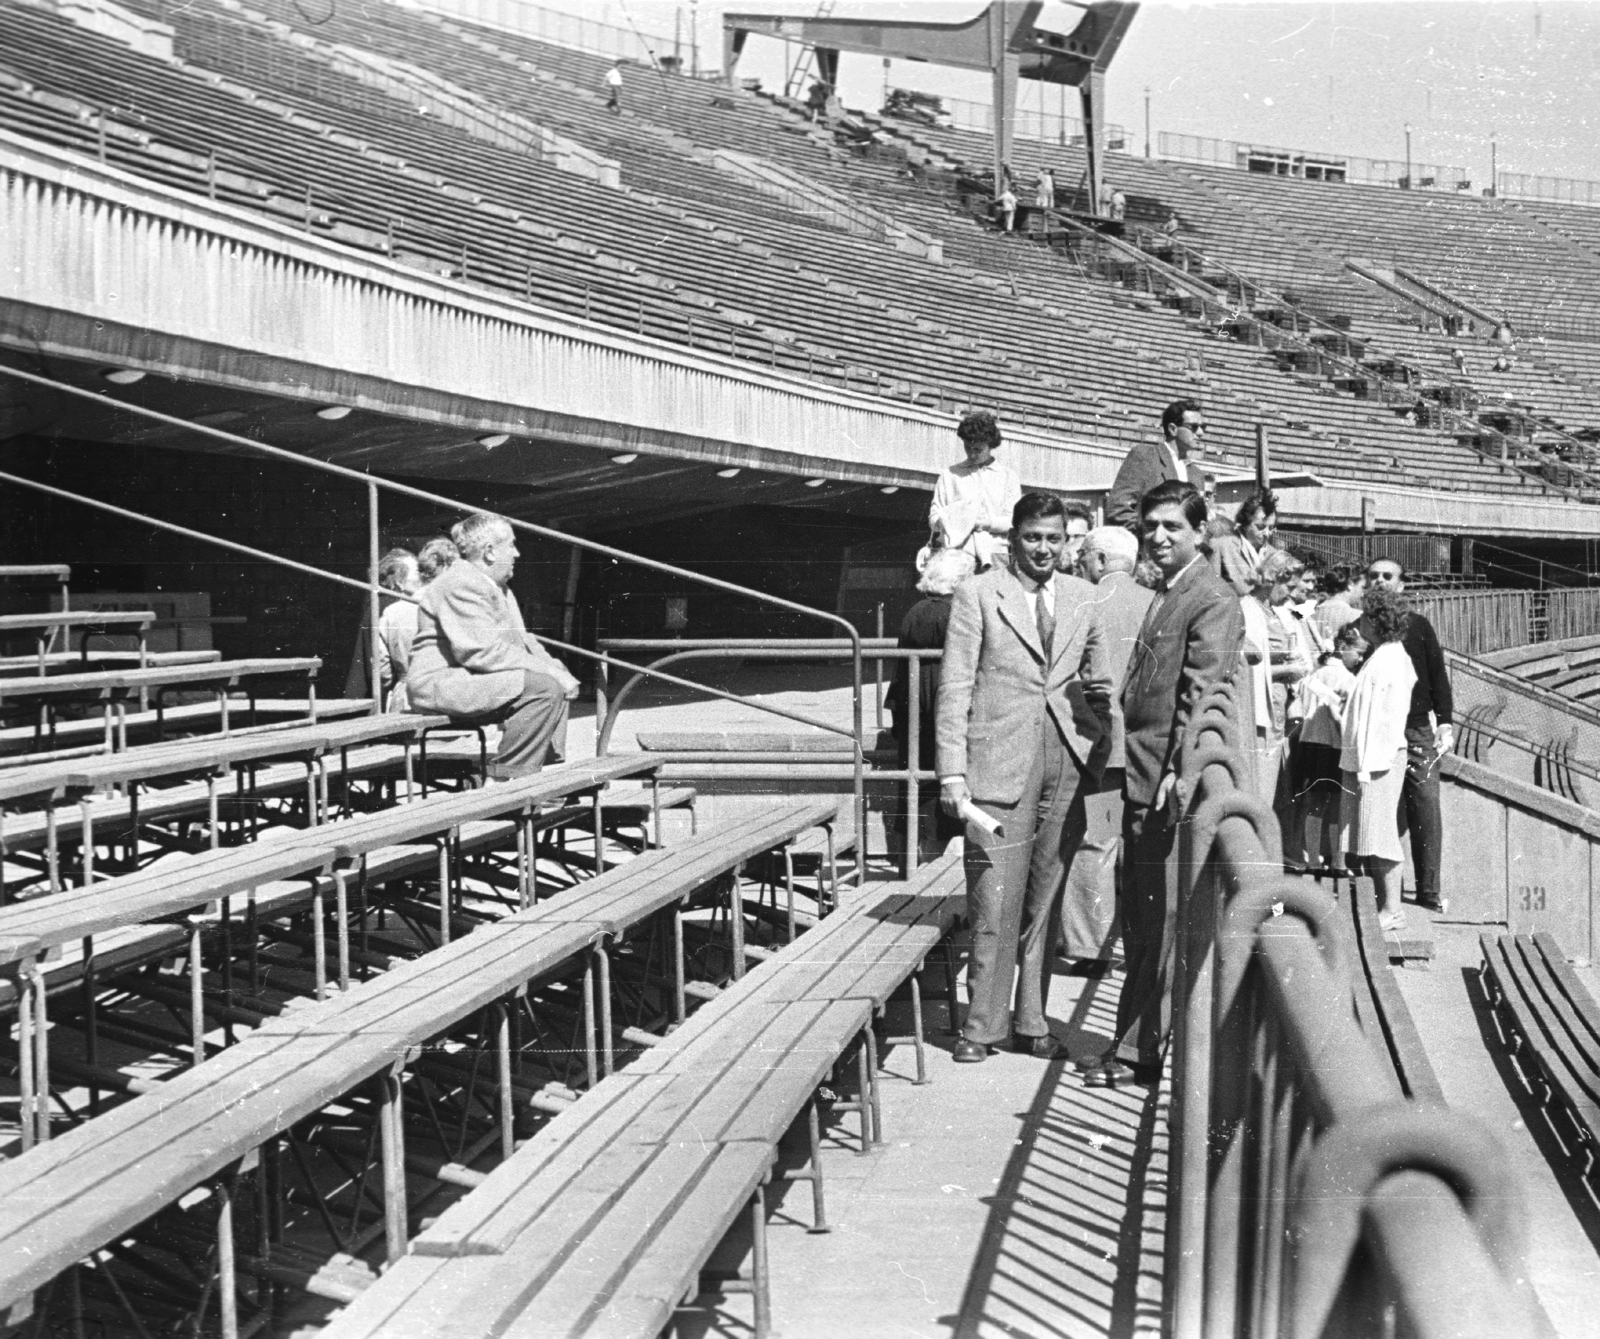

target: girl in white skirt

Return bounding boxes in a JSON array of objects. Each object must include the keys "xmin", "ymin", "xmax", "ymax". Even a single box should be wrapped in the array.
[{"xmin": 1339, "ymin": 586, "xmax": 1417, "ymax": 932}]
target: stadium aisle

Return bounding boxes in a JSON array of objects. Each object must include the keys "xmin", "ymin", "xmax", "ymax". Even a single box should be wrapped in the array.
[
  {"xmin": 677, "ymin": 966, "xmax": 1167, "ymax": 1339},
  {"xmin": 1392, "ymin": 917, "xmax": 1600, "ymax": 1337}
]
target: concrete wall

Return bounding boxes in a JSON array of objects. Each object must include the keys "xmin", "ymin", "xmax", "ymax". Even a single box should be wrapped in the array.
[{"xmin": 1441, "ymin": 753, "xmax": 1598, "ymax": 962}]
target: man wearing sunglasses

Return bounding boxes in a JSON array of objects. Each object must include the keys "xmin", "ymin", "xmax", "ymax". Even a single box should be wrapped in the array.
[
  {"xmin": 1105, "ymin": 400, "xmax": 1210, "ymax": 531},
  {"xmin": 1354, "ymin": 560, "xmax": 1453, "ymax": 915}
]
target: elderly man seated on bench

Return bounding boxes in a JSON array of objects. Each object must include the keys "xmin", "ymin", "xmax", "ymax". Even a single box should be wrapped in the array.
[{"xmin": 406, "ymin": 513, "xmax": 579, "ymax": 781}]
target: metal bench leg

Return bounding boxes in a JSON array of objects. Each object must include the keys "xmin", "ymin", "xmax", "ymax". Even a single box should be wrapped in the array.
[
  {"xmin": 379, "ymin": 1067, "xmax": 408, "ymax": 1264},
  {"xmin": 593, "ymin": 788, "xmax": 605, "ymax": 873},
  {"xmin": 750, "ymin": 1174, "xmax": 772, "ymax": 1339},
  {"xmin": 45, "ymin": 804, "xmax": 59, "ymax": 893},
  {"xmin": 80, "ymin": 799, "xmax": 95, "ymax": 886},
  {"xmin": 217, "ymin": 1173, "xmax": 238, "ymax": 1339},
  {"xmin": 596, "ymin": 941, "xmax": 614, "ymax": 1078},
  {"xmin": 311, "ymin": 881, "xmax": 328, "ymax": 1003},
  {"xmin": 672, "ymin": 903, "xmax": 687, "ymax": 1026},
  {"xmin": 189, "ymin": 919, "xmax": 209, "ymax": 1067},
  {"xmin": 865, "ymin": 1023, "xmax": 885, "ymax": 1146},
  {"xmin": 82, "ymin": 936, "xmax": 99, "ymax": 1116},
  {"xmin": 403, "ymin": 741, "xmax": 415, "ymax": 804},
  {"xmin": 207, "ymin": 772, "xmax": 222, "ymax": 851},
  {"xmin": 943, "ymin": 938, "xmax": 962, "ymax": 1035},
  {"xmin": 783, "ymin": 1094, "xmax": 831, "ymax": 1233},
  {"xmin": 334, "ymin": 869, "xmax": 352, "ymax": 993},
  {"xmin": 15, "ymin": 962, "xmax": 35, "ymax": 1152},
  {"xmin": 909, "ymin": 967, "xmax": 929, "ymax": 1085},
  {"xmin": 496, "ymin": 1001, "xmax": 515, "ymax": 1161},
  {"xmin": 730, "ymin": 862, "xmax": 747, "ymax": 981},
  {"xmin": 651, "ymin": 775, "xmax": 662, "ymax": 848},
  {"xmin": 583, "ymin": 955, "xmax": 599, "ymax": 1089},
  {"xmin": 784, "ymin": 843, "xmax": 797, "ymax": 944},
  {"xmin": 436, "ymin": 839, "xmax": 451, "ymax": 946},
  {"xmin": 824, "ymin": 823, "xmax": 838, "ymax": 915},
  {"xmin": 855, "ymin": 1030, "xmax": 873, "ymax": 1153}
]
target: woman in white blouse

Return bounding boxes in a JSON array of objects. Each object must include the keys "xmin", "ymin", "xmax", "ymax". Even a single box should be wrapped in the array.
[
  {"xmin": 1338, "ymin": 585, "xmax": 1418, "ymax": 932},
  {"xmin": 928, "ymin": 410, "xmax": 1020, "ymax": 572}
]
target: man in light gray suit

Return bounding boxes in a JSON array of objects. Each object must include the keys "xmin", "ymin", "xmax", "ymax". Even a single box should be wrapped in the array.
[
  {"xmin": 937, "ymin": 492, "xmax": 1115, "ymax": 1063},
  {"xmin": 407, "ymin": 513, "xmax": 579, "ymax": 780},
  {"xmin": 1058, "ymin": 525, "xmax": 1156, "ymax": 973}
]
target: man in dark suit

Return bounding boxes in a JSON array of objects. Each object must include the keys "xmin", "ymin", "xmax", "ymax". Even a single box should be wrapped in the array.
[
  {"xmin": 1085, "ymin": 481, "xmax": 1245, "ymax": 1087},
  {"xmin": 1057, "ymin": 525, "xmax": 1156, "ymax": 973},
  {"xmin": 937, "ymin": 493, "xmax": 1115, "ymax": 1063},
  {"xmin": 1104, "ymin": 399, "xmax": 1210, "ymax": 531}
]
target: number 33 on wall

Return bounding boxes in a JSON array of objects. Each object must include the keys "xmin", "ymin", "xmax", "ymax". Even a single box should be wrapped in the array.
[{"xmin": 1517, "ymin": 885, "xmax": 1548, "ymax": 912}]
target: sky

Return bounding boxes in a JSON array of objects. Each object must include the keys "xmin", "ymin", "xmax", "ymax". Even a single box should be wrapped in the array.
[{"xmin": 513, "ymin": 0, "xmax": 1600, "ymax": 188}]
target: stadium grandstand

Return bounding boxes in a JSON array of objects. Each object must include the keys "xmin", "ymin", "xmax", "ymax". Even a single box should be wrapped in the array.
[{"xmin": 1, "ymin": 0, "xmax": 1600, "ymax": 1334}]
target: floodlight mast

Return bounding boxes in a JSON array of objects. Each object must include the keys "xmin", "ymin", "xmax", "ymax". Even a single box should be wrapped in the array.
[{"xmin": 722, "ymin": 2, "xmax": 1139, "ymax": 216}]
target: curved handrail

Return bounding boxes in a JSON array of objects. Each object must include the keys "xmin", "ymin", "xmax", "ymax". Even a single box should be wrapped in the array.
[{"xmin": 1164, "ymin": 672, "xmax": 1548, "ymax": 1337}]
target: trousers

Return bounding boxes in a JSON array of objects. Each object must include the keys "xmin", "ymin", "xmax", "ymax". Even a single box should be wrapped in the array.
[
  {"xmin": 963, "ymin": 722, "xmax": 1088, "ymax": 1044},
  {"xmin": 1110, "ymin": 801, "xmax": 1179, "ymax": 1067},
  {"xmin": 488, "ymin": 671, "xmax": 570, "ymax": 780},
  {"xmin": 1399, "ymin": 724, "xmax": 1443, "ymax": 903},
  {"xmin": 1058, "ymin": 766, "xmax": 1123, "ymax": 961}
]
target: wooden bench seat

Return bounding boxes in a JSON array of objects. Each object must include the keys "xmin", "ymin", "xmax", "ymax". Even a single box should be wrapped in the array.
[
  {"xmin": 0, "ymin": 804, "xmax": 842, "ymax": 1316},
  {"xmin": 0, "ymin": 657, "xmax": 321, "ymax": 704},
  {"xmin": 0, "ymin": 649, "xmax": 221, "ymax": 675},
  {"xmin": 1480, "ymin": 932, "xmax": 1600, "ymax": 1175},
  {"xmin": 319, "ymin": 853, "xmax": 963, "ymax": 1339}
]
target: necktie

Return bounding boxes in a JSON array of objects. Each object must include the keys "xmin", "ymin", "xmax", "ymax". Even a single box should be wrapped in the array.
[{"xmin": 1035, "ymin": 586, "xmax": 1055, "ymax": 659}]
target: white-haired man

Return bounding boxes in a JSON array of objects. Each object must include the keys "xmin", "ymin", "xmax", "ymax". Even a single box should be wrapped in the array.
[
  {"xmin": 407, "ymin": 513, "xmax": 579, "ymax": 780},
  {"xmin": 1058, "ymin": 525, "xmax": 1155, "ymax": 973}
]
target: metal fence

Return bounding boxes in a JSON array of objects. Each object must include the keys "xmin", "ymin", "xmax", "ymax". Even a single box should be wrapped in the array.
[
  {"xmin": 1163, "ymin": 672, "xmax": 1545, "ymax": 1338},
  {"xmin": 1547, "ymin": 588, "xmax": 1600, "ymax": 641},
  {"xmin": 1276, "ymin": 531, "xmax": 1451, "ymax": 576},
  {"xmin": 1498, "ymin": 172, "xmax": 1600, "ymax": 206},
  {"xmin": 417, "ymin": 0, "xmax": 682, "ymax": 68},
  {"xmin": 1411, "ymin": 590, "xmax": 1533, "ymax": 656},
  {"xmin": 935, "ymin": 94, "xmax": 1127, "ymax": 151},
  {"xmin": 1158, "ymin": 131, "xmax": 1468, "ymax": 192}
]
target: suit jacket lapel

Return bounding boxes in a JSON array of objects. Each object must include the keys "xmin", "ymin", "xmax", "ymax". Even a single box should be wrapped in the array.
[{"xmin": 995, "ymin": 572, "xmax": 1044, "ymax": 662}]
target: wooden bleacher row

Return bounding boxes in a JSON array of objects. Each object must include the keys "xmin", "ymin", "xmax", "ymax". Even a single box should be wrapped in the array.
[
  {"xmin": 1, "ymin": 0, "xmax": 1543, "ymax": 496},
  {"xmin": 1480, "ymin": 932, "xmax": 1600, "ymax": 1183},
  {"xmin": 0, "ymin": 793, "xmax": 844, "ymax": 1331},
  {"xmin": 319, "ymin": 851, "xmax": 964, "ymax": 1339}
]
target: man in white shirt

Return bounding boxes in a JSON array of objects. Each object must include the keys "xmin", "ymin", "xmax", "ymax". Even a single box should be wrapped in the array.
[
  {"xmin": 605, "ymin": 62, "xmax": 623, "ymax": 112},
  {"xmin": 936, "ymin": 493, "xmax": 1114, "ymax": 1063},
  {"xmin": 1105, "ymin": 400, "xmax": 1209, "ymax": 530},
  {"xmin": 929, "ymin": 410, "xmax": 1021, "ymax": 572}
]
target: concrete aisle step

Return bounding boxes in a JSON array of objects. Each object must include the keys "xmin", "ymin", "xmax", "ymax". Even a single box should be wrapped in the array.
[{"xmin": 1391, "ymin": 916, "xmax": 1600, "ymax": 1337}]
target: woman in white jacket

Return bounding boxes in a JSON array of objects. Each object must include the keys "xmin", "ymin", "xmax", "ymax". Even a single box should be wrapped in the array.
[{"xmin": 1338, "ymin": 585, "xmax": 1417, "ymax": 931}]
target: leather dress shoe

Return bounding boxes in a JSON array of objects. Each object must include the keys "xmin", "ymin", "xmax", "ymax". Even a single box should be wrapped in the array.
[
  {"xmin": 1074, "ymin": 1051, "xmax": 1114, "ymax": 1073},
  {"xmin": 1083, "ymin": 1058, "xmax": 1160, "ymax": 1088},
  {"xmin": 952, "ymin": 1037, "xmax": 993, "ymax": 1063},
  {"xmin": 1014, "ymin": 1033, "xmax": 1064, "ymax": 1060}
]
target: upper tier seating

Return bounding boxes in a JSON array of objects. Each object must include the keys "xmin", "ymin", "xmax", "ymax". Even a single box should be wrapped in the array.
[{"xmin": 0, "ymin": 0, "xmax": 1571, "ymax": 502}]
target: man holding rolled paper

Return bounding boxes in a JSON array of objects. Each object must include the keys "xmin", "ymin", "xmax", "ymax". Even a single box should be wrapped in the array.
[{"xmin": 937, "ymin": 492, "xmax": 1115, "ymax": 1063}]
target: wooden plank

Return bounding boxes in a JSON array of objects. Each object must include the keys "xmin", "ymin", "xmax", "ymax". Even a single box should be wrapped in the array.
[
  {"xmin": 0, "ymin": 611, "xmax": 153, "ymax": 632},
  {"xmin": 549, "ymin": 1143, "xmax": 773, "ymax": 1339},
  {"xmin": 507, "ymin": 1143, "xmax": 774, "ymax": 1339},
  {"xmin": 1532, "ymin": 931, "xmax": 1600, "ymax": 1049},
  {"xmin": 314, "ymin": 1255, "xmax": 488, "ymax": 1339},
  {"xmin": 1512, "ymin": 937, "xmax": 1600, "ymax": 1110},
  {"xmin": 1349, "ymin": 874, "xmax": 1445, "ymax": 1102},
  {"xmin": 0, "ymin": 657, "xmax": 321, "ymax": 702}
]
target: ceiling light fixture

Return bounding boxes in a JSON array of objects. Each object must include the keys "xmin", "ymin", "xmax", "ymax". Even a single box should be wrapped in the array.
[
  {"xmin": 879, "ymin": 486, "xmax": 900, "ymax": 494},
  {"xmin": 315, "ymin": 405, "xmax": 352, "ymax": 421},
  {"xmin": 610, "ymin": 452, "xmax": 639, "ymax": 465},
  {"xmin": 102, "ymin": 368, "xmax": 145, "ymax": 386},
  {"xmin": 716, "ymin": 467, "xmax": 741, "ymax": 479},
  {"xmin": 476, "ymin": 433, "xmax": 510, "ymax": 448},
  {"xmin": 804, "ymin": 478, "xmax": 827, "ymax": 488}
]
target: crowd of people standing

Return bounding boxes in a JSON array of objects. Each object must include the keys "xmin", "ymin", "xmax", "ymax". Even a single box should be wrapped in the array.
[{"xmin": 905, "ymin": 404, "xmax": 1453, "ymax": 1081}]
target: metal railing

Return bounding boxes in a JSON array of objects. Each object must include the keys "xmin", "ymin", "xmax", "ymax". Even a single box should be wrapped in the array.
[
  {"xmin": 0, "ymin": 365, "xmax": 868, "ymax": 883},
  {"xmin": 1411, "ymin": 589, "xmax": 1534, "ymax": 656},
  {"xmin": 408, "ymin": 0, "xmax": 681, "ymax": 70},
  {"xmin": 595, "ymin": 639, "xmax": 943, "ymax": 875},
  {"xmin": 1158, "ymin": 130, "xmax": 1469, "ymax": 193},
  {"xmin": 1164, "ymin": 671, "xmax": 1546, "ymax": 1337},
  {"xmin": 1498, "ymin": 171, "xmax": 1600, "ymax": 207},
  {"xmin": 929, "ymin": 94, "xmax": 1127, "ymax": 152}
]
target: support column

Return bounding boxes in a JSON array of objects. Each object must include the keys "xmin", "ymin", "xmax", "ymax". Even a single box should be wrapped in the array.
[{"xmin": 1081, "ymin": 68, "xmax": 1108, "ymax": 215}]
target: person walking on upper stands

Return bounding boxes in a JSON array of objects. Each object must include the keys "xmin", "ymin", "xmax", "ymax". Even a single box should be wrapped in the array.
[
  {"xmin": 407, "ymin": 513, "xmax": 580, "ymax": 781},
  {"xmin": 1162, "ymin": 211, "xmax": 1181, "ymax": 238},
  {"xmin": 1312, "ymin": 562, "xmax": 1365, "ymax": 644},
  {"xmin": 937, "ymin": 493, "xmax": 1114, "ymax": 1064},
  {"xmin": 1355, "ymin": 560, "xmax": 1453, "ymax": 915},
  {"xmin": 1057, "ymin": 525, "xmax": 1154, "ymax": 975},
  {"xmin": 996, "ymin": 181, "xmax": 1018, "ymax": 233},
  {"xmin": 1105, "ymin": 399, "xmax": 1209, "ymax": 531},
  {"xmin": 1209, "ymin": 489, "xmax": 1279, "ymax": 596},
  {"xmin": 376, "ymin": 547, "xmax": 422, "ymax": 713},
  {"xmin": 930, "ymin": 410, "xmax": 1021, "ymax": 572},
  {"xmin": 417, "ymin": 536, "xmax": 459, "ymax": 583},
  {"xmin": 605, "ymin": 61, "xmax": 623, "ymax": 112},
  {"xmin": 1109, "ymin": 189, "xmax": 1127, "ymax": 222},
  {"xmin": 1035, "ymin": 167, "xmax": 1056, "ymax": 216},
  {"xmin": 1058, "ymin": 499, "xmax": 1092, "ymax": 577},
  {"xmin": 1340, "ymin": 584, "xmax": 1418, "ymax": 933},
  {"xmin": 1084, "ymin": 481, "xmax": 1244, "ymax": 1088},
  {"xmin": 886, "ymin": 547, "xmax": 975, "ymax": 868}
]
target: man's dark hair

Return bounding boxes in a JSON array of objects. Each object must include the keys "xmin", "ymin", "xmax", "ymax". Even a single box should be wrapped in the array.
[
  {"xmin": 1012, "ymin": 491, "xmax": 1066, "ymax": 531},
  {"xmin": 1334, "ymin": 620, "xmax": 1367, "ymax": 649},
  {"xmin": 1363, "ymin": 584, "xmax": 1410, "ymax": 644},
  {"xmin": 1323, "ymin": 560, "xmax": 1360, "ymax": 595},
  {"xmin": 1234, "ymin": 488, "xmax": 1278, "ymax": 530},
  {"xmin": 1062, "ymin": 498, "xmax": 1093, "ymax": 526},
  {"xmin": 956, "ymin": 410, "xmax": 1002, "ymax": 451},
  {"xmin": 1138, "ymin": 479, "xmax": 1208, "ymax": 531},
  {"xmin": 1368, "ymin": 557, "xmax": 1408, "ymax": 580},
  {"xmin": 1160, "ymin": 399, "xmax": 1203, "ymax": 439}
]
